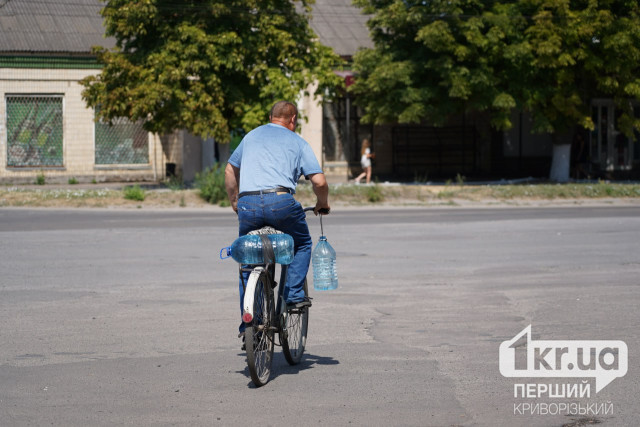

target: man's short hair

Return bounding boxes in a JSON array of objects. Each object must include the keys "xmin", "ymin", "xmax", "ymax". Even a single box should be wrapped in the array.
[{"xmin": 270, "ymin": 101, "xmax": 297, "ymax": 121}]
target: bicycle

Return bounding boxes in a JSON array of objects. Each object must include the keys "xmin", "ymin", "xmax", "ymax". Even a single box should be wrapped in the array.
[{"xmin": 234, "ymin": 206, "xmax": 325, "ymax": 387}]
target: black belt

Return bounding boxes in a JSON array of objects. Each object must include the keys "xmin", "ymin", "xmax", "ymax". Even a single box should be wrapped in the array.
[{"xmin": 238, "ymin": 186, "xmax": 293, "ymax": 198}]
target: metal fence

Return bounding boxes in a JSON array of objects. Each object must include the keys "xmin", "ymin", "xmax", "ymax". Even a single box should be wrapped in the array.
[
  {"xmin": 95, "ymin": 115, "xmax": 149, "ymax": 165},
  {"xmin": 5, "ymin": 95, "xmax": 63, "ymax": 167}
]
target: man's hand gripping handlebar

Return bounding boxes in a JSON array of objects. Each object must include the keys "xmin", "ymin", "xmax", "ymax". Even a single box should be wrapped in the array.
[{"xmin": 304, "ymin": 206, "xmax": 330, "ymax": 215}]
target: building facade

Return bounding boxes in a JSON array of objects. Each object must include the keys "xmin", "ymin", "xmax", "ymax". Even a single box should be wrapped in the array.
[
  {"xmin": 0, "ymin": 63, "xmax": 166, "ymax": 184},
  {"xmin": 4, "ymin": 0, "xmax": 636, "ymax": 185}
]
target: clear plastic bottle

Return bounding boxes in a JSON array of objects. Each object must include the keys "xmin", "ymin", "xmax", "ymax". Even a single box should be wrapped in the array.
[
  {"xmin": 222, "ymin": 234, "xmax": 294, "ymax": 265},
  {"xmin": 312, "ymin": 236, "xmax": 338, "ymax": 290}
]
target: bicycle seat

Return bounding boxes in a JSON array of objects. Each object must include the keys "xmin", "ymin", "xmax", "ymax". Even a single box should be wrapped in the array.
[{"xmin": 248, "ymin": 226, "xmax": 284, "ymax": 236}]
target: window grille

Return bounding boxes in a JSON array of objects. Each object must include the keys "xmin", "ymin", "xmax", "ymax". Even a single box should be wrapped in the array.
[
  {"xmin": 95, "ymin": 115, "xmax": 149, "ymax": 165},
  {"xmin": 6, "ymin": 95, "xmax": 63, "ymax": 167}
]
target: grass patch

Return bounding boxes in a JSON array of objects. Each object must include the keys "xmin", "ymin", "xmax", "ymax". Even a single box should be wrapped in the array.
[
  {"xmin": 366, "ymin": 183, "xmax": 384, "ymax": 203},
  {"xmin": 437, "ymin": 190, "xmax": 459, "ymax": 199},
  {"xmin": 297, "ymin": 183, "xmax": 383, "ymax": 206},
  {"xmin": 164, "ymin": 175, "xmax": 184, "ymax": 191},
  {"xmin": 0, "ymin": 187, "xmax": 116, "ymax": 207},
  {"xmin": 123, "ymin": 185, "xmax": 146, "ymax": 201},
  {"xmin": 1, "ymin": 181, "xmax": 639, "ymax": 209},
  {"xmin": 486, "ymin": 182, "xmax": 640, "ymax": 199}
]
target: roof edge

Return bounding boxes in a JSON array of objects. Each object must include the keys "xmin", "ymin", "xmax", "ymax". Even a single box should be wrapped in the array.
[{"xmin": 0, "ymin": 55, "xmax": 101, "ymax": 69}]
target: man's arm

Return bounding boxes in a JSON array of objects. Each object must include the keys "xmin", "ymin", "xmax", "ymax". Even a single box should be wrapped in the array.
[
  {"xmin": 309, "ymin": 173, "xmax": 330, "ymax": 215},
  {"xmin": 225, "ymin": 163, "xmax": 240, "ymax": 213}
]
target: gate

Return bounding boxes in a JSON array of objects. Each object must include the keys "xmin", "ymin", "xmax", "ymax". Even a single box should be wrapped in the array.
[{"xmin": 392, "ymin": 125, "xmax": 477, "ymax": 179}]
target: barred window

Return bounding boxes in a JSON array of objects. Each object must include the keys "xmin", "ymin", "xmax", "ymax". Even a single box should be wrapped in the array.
[
  {"xmin": 95, "ymin": 114, "xmax": 149, "ymax": 165},
  {"xmin": 6, "ymin": 95, "xmax": 63, "ymax": 167}
]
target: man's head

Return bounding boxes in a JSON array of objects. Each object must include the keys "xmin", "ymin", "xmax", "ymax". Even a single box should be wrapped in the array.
[{"xmin": 269, "ymin": 101, "xmax": 298, "ymax": 131}]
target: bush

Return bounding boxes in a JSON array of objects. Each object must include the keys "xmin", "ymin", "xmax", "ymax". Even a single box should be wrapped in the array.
[
  {"xmin": 35, "ymin": 172, "xmax": 45, "ymax": 185},
  {"xmin": 195, "ymin": 163, "xmax": 228, "ymax": 205},
  {"xmin": 367, "ymin": 183, "xmax": 384, "ymax": 203},
  {"xmin": 68, "ymin": 177, "xmax": 79, "ymax": 185},
  {"xmin": 123, "ymin": 185, "xmax": 146, "ymax": 201}
]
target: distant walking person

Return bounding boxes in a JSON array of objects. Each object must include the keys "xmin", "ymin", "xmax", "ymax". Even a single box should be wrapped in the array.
[{"xmin": 354, "ymin": 138, "xmax": 374, "ymax": 184}]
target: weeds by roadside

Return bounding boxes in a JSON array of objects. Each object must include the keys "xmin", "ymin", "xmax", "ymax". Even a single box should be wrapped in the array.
[
  {"xmin": 1, "ymin": 181, "xmax": 640, "ymax": 208},
  {"xmin": 35, "ymin": 172, "xmax": 45, "ymax": 185},
  {"xmin": 0, "ymin": 187, "xmax": 115, "ymax": 207},
  {"xmin": 195, "ymin": 164, "xmax": 229, "ymax": 206},
  {"xmin": 366, "ymin": 183, "xmax": 384, "ymax": 202},
  {"xmin": 123, "ymin": 185, "xmax": 146, "ymax": 201},
  {"xmin": 486, "ymin": 182, "xmax": 640, "ymax": 199},
  {"xmin": 164, "ymin": 175, "xmax": 183, "ymax": 191}
]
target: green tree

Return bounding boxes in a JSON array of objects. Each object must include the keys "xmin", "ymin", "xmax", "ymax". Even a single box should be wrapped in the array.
[
  {"xmin": 82, "ymin": 0, "xmax": 343, "ymax": 143},
  {"xmin": 351, "ymin": 0, "xmax": 640, "ymax": 181}
]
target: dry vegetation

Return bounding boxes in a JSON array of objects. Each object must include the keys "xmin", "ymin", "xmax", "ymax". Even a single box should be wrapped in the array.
[{"xmin": 2, "ymin": 181, "xmax": 640, "ymax": 210}]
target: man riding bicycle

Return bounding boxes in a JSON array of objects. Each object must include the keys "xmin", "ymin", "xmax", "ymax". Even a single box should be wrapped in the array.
[{"xmin": 224, "ymin": 100, "xmax": 331, "ymax": 340}]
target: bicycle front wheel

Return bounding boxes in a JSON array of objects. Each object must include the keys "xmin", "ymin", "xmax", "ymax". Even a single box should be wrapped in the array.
[
  {"xmin": 245, "ymin": 271, "xmax": 275, "ymax": 387},
  {"xmin": 281, "ymin": 279, "xmax": 309, "ymax": 365}
]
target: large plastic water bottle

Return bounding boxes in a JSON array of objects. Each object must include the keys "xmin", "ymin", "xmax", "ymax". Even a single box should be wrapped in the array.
[
  {"xmin": 312, "ymin": 236, "xmax": 338, "ymax": 290},
  {"xmin": 221, "ymin": 234, "xmax": 294, "ymax": 265}
]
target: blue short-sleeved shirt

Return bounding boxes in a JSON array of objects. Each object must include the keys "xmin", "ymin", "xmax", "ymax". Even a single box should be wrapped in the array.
[{"xmin": 228, "ymin": 123, "xmax": 322, "ymax": 193}]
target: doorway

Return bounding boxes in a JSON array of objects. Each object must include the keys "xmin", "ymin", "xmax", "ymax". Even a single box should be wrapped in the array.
[{"xmin": 590, "ymin": 101, "xmax": 635, "ymax": 172}]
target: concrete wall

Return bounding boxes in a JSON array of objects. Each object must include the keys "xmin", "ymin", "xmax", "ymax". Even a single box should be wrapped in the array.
[
  {"xmin": 0, "ymin": 68, "xmax": 164, "ymax": 184},
  {"xmin": 298, "ymin": 85, "xmax": 324, "ymax": 167}
]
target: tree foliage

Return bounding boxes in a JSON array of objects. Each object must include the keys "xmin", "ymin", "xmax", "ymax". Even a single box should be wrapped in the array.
[
  {"xmin": 351, "ymin": 0, "xmax": 640, "ymax": 138},
  {"xmin": 81, "ymin": 0, "xmax": 344, "ymax": 142}
]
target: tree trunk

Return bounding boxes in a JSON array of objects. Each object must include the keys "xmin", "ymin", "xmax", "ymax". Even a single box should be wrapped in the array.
[
  {"xmin": 549, "ymin": 131, "xmax": 572, "ymax": 183},
  {"xmin": 549, "ymin": 144, "xmax": 571, "ymax": 182}
]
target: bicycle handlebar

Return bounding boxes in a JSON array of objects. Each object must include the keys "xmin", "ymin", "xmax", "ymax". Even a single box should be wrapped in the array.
[
  {"xmin": 304, "ymin": 206, "xmax": 329, "ymax": 235},
  {"xmin": 304, "ymin": 206, "xmax": 330, "ymax": 215}
]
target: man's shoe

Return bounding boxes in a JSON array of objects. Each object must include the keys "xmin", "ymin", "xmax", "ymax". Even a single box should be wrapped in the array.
[
  {"xmin": 286, "ymin": 297, "xmax": 312, "ymax": 310},
  {"xmin": 238, "ymin": 331, "xmax": 246, "ymax": 351}
]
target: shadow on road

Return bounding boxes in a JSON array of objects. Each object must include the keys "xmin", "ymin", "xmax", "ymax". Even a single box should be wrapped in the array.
[{"xmin": 237, "ymin": 352, "xmax": 340, "ymax": 388}]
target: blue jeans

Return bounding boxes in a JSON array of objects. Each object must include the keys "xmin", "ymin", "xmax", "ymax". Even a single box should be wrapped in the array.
[{"xmin": 237, "ymin": 193, "xmax": 311, "ymax": 332}]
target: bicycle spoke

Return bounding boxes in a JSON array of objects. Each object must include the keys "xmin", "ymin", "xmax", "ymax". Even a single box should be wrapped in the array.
[{"xmin": 281, "ymin": 280, "xmax": 309, "ymax": 365}]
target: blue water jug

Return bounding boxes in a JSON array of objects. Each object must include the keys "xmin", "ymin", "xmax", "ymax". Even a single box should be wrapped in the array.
[
  {"xmin": 312, "ymin": 236, "xmax": 338, "ymax": 290},
  {"xmin": 220, "ymin": 234, "xmax": 294, "ymax": 265}
]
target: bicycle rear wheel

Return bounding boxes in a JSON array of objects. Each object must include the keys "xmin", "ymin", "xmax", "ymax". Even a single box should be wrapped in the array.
[
  {"xmin": 245, "ymin": 271, "xmax": 275, "ymax": 386},
  {"xmin": 281, "ymin": 279, "xmax": 309, "ymax": 365}
]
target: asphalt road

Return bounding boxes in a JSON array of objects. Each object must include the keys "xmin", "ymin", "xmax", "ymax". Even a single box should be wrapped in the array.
[{"xmin": 1, "ymin": 206, "xmax": 639, "ymax": 426}]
